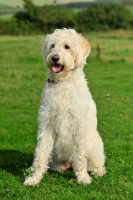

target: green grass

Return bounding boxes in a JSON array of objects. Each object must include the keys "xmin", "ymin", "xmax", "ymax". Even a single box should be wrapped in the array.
[
  {"xmin": 129, "ymin": 6, "xmax": 133, "ymax": 13},
  {"xmin": 0, "ymin": 31, "xmax": 133, "ymax": 199},
  {"xmin": 0, "ymin": 14, "xmax": 13, "ymax": 19}
]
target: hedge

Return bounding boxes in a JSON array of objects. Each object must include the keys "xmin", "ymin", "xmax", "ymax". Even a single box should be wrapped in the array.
[{"xmin": 0, "ymin": 1, "xmax": 133, "ymax": 35}]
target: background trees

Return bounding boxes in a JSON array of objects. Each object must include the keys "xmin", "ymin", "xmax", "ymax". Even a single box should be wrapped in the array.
[{"xmin": 0, "ymin": 0, "xmax": 133, "ymax": 35}]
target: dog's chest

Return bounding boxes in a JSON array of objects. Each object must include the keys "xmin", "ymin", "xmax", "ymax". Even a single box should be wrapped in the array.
[
  {"xmin": 41, "ymin": 80, "xmax": 91, "ymax": 158},
  {"xmin": 43, "ymin": 80, "xmax": 91, "ymax": 137},
  {"xmin": 53, "ymin": 90, "xmax": 77, "ymax": 132},
  {"xmin": 45, "ymin": 83, "xmax": 81, "ymax": 136},
  {"xmin": 47, "ymin": 87, "xmax": 78, "ymax": 155}
]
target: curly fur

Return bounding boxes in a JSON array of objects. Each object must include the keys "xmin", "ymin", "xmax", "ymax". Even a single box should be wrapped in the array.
[{"xmin": 24, "ymin": 28, "xmax": 105, "ymax": 186}]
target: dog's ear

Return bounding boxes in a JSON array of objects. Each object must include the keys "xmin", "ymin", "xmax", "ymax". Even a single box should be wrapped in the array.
[
  {"xmin": 42, "ymin": 35, "xmax": 50, "ymax": 65},
  {"xmin": 75, "ymin": 35, "xmax": 91, "ymax": 68}
]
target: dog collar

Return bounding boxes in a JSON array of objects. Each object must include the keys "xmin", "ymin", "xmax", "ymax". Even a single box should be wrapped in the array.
[{"xmin": 47, "ymin": 78, "xmax": 57, "ymax": 84}]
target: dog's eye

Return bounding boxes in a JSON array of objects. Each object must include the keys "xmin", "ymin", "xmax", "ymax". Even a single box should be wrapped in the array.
[
  {"xmin": 65, "ymin": 45, "xmax": 70, "ymax": 49},
  {"xmin": 51, "ymin": 44, "xmax": 55, "ymax": 48}
]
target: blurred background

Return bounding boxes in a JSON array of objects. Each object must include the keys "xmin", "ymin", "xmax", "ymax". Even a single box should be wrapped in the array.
[{"xmin": 0, "ymin": 0, "xmax": 133, "ymax": 35}]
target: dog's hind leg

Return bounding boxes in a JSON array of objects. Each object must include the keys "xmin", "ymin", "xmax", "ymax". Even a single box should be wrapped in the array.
[
  {"xmin": 24, "ymin": 133, "xmax": 54, "ymax": 185},
  {"xmin": 87, "ymin": 133, "xmax": 106, "ymax": 177}
]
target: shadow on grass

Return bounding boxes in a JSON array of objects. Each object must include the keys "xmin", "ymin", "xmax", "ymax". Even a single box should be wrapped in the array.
[
  {"xmin": 0, "ymin": 150, "xmax": 76, "ymax": 183},
  {"xmin": 0, "ymin": 149, "xmax": 33, "ymax": 180}
]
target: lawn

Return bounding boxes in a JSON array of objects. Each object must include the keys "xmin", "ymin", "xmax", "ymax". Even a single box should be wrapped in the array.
[{"xmin": 0, "ymin": 30, "xmax": 133, "ymax": 199}]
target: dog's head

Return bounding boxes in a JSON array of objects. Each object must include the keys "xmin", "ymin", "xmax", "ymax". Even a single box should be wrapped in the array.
[{"xmin": 42, "ymin": 28, "xmax": 91, "ymax": 81}]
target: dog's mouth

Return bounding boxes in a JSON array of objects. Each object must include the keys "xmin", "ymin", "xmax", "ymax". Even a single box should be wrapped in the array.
[{"xmin": 51, "ymin": 63, "xmax": 64, "ymax": 73}]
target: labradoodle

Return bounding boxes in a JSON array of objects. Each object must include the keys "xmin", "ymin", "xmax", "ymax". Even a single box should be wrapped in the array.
[{"xmin": 24, "ymin": 28, "xmax": 105, "ymax": 185}]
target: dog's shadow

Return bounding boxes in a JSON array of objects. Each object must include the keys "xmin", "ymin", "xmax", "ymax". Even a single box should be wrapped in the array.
[
  {"xmin": 0, "ymin": 149, "xmax": 33, "ymax": 180},
  {"xmin": 0, "ymin": 150, "xmax": 75, "ymax": 182}
]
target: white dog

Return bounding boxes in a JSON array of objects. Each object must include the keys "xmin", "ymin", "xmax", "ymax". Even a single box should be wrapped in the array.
[{"xmin": 24, "ymin": 28, "xmax": 105, "ymax": 185}]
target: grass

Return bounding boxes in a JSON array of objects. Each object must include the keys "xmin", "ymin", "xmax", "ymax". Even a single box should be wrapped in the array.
[
  {"xmin": 129, "ymin": 6, "xmax": 133, "ymax": 13},
  {"xmin": 0, "ymin": 31, "xmax": 133, "ymax": 199},
  {"xmin": 0, "ymin": 14, "xmax": 13, "ymax": 19}
]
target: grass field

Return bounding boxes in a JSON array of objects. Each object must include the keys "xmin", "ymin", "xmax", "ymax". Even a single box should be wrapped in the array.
[{"xmin": 0, "ymin": 30, "xmax": 133, "ymax": 199}]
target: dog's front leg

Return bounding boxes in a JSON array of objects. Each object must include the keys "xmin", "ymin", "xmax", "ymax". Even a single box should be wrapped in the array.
[
  {"xmin": 73, "ymin": 139, "xmax": 92, "ymax": 185},
  {"xmin": 24, "ymin": 132, "xmax": 54, "ymax": 186}
]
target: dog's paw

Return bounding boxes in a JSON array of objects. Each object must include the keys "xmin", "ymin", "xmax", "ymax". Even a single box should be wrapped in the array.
[
  {"xmin": 91, "ymin": 166, "xmax": 106, "ymax": 177},
  {"xmin": 24, "ymin": 175, "xmax": 40, "ymax": 186},
  {"xmin": 77, "ymin": 174, "xmax": 92, "ymax": 185}
]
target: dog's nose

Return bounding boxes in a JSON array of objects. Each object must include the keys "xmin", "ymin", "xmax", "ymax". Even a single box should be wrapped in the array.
[{"xmin": 52, "ymin": 54, "xmax": 60, "ymax": 62}]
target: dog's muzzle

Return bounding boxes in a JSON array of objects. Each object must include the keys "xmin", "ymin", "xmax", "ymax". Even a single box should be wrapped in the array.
[{"xmin": 51, "ymin": 54, "xmax": 64, "ymax": 73}]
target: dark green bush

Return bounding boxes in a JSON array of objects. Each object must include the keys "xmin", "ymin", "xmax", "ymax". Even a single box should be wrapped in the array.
[
  {"xmin": 13, "ymin": 4, "xmax": 76, "ymax": 34},
  {"xmin": 0, "ymin": 19, "xmax": 18, "ymax": 35},
  {"xmin": 37, "ymin": 5, "xmax": 76, "ymax": 32},
  {"xmin": 78, "ymin": 3, "xmax": 133, "ymax": 31},
  {"xmin": 0, "ymin": 1, "xmax": 133, "ymax": 35}
]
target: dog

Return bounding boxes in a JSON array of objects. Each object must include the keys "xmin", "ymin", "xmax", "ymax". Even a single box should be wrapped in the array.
[{"xmin": 24, "ymin": 28, "xmax": 105, "ymax": 185}]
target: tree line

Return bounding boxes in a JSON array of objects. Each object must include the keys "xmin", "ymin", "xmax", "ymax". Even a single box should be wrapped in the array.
[{"xmin": 0, "ymin": 0, "xmax": 133, "ymax": 35}]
